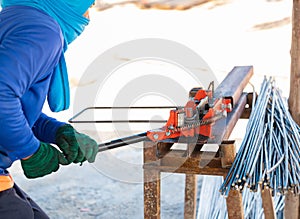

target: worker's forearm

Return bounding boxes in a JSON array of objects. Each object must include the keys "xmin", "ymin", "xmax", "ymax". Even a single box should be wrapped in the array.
[
  {"xmin": 0, "ymin": 94, "xmax": 40, "ymax": 162},
  {"xmin": 32, "ymin": 113, "xmax": 66, "ymax": 144}
]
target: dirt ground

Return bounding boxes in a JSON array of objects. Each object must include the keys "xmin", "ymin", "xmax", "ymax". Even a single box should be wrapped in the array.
[{"xmin": 8, "ymin": 0, "xmax": 293, "ymax": 218}]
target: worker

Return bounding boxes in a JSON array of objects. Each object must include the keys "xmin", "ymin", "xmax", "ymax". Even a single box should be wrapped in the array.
[{"xmin": 0, "ymin": 0, "xmax": 98, "ymax": 218}]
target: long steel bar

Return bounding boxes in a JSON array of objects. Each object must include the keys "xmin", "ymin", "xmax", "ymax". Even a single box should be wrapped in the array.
[
  {"xmin": 213, "ymin": 66, "xmax": 254, "ymax": 107},
  {"xmin": 69, "ymin": 106, "xmax": 177, "ymax": 123},
  {"xmin": 98, "ymin": 132, "xmax": 148, "ymax": 152}
]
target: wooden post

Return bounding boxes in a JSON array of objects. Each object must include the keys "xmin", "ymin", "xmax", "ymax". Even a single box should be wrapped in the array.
[
  {"xmin": 144, "ymin": 141, "xmax": 161, "ymax": 219},
  {"xmin": 220, "ymin": 141, "xmax": 236, "ymax": 168},
  {"xmin": 288, "ymin": 1, "xmax": 300, "ymax": 218},
  {"xmin": 290, "ymin": 0, "xmax": 300, "ymax": 124},
  {"xmin": 221, "ymin": 141, "xmax": 244, "ymax": 219},
  {"xmin": 285, "ymin": 192, "xmax": 300, "ymax": 219},
  {"xmin": 226, "ymin": 190, "xmax": 244, "ymax": 219},
  {"xmin": 184, "ymin": 174, "xmax": 197, "ymax": 218},
  {"xmin": 261, "ymin": 188, "xmax": 277, "ymax": 219}
]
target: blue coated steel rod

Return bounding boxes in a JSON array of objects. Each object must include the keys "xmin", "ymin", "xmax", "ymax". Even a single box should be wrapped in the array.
[{"xmin": 220, "ymin": 77, "xmax": 300, "ymax": 196}]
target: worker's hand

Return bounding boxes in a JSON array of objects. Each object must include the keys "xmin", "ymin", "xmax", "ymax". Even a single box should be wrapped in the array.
[
  {"xmin": 55, "ymin": 124, "xmax": 98, "ymax": 164},
  {"xmin": 21, "ymin": 142, "xmax": 69, "ymax": 179}
]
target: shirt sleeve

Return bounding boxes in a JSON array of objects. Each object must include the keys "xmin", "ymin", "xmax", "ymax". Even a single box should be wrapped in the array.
[
  {"xmin": 0, "ymin": 12, "xmax": 63, "ymax": 162},
  {"xmin": 32, "ymin": 113, "xmax": 66, "ymax": 144}
]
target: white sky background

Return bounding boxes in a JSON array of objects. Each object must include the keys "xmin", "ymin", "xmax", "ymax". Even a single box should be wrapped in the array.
[
  {"xmin": 49, "ymin": 0, "xmax": 291, "ymax": 113},
  {"xmin": 1, "ymin": 0, "xmax": 293, "ymax": 137},
  {"xmin": 42, "ymin": 0, "xmax": 292, "ymax": 140}
]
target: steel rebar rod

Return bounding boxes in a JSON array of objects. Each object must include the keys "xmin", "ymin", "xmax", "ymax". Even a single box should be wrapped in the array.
[{"xmin": 220, "ymin": 78, "xmax": 300, "ymax": 197}]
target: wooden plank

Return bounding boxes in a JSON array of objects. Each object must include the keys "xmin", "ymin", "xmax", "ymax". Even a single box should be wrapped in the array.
[
  {"xmin": 160, "ymin": 149, "xmax": 223, "ymax": 169},
  {"xmin": 288, "ymin": 1, "xmax": 300, "ymax": 218},
  {"xmin": 184, "ymin": 174, "xmax": 197, "ymax": 219},
  {"xmin": 220, "ymin": 140, "xmax": 236, "ymax": 168},
  {"xmin": 261, "ymin": 188, "xmax": 277, "ymax": 219},
  {"xmin": 143, "ymin": 140, "xmax": 234, "ymax": 176},
  {"xmin": 144, "ymin": 163, "xmax": 228, "ymax": 176}
]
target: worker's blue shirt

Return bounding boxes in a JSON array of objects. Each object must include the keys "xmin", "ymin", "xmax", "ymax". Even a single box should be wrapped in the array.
[
  {"xmin": 0, "ymin": 0, "xmax": 93, "ymax": 112},
  {"xmin": 0, "ymin": 6, "xmax": 66, "ymax": 174}
]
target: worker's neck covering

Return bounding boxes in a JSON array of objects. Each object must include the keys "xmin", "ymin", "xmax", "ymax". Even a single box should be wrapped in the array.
[{"xmin": 0, "ymin": 0, "xmax": 95, "ymax": 112}]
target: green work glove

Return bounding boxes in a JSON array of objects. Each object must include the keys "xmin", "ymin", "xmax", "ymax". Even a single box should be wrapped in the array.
[
  {"xmin": 55, "ymin": 124, "xmax": 98, "ymax": 164},
  {"xmin": 21, "ymin": 142, "xmax": 69, "ymax": 179}
]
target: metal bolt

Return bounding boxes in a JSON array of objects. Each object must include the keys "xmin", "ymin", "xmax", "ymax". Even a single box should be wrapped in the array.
[
  {"xmin": 153, "ymin": 134, "xmax": 159, "ymax": 140},
  {"xmin": 168, "ymin": 125, "xmax": 174, "ymax": 130}
]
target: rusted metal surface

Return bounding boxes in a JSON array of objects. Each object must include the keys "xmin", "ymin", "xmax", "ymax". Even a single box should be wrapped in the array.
[
  {"xmin": 144, "ymin": 141, "xmax": 161, "ymax": 219},
  {"xmin": 214, "ymin": 66, "xmax": 253, "ymax": 108},
  {"xmin": 261, "ymin": 188, "xmax": 277, "ymax": 219},
  {"xmin": 145, "ymin": 149, "xmax": 229, "ymax": 176},
  {"xmin": 240, "ymin": 92, "xmax": 255, "ymax": 119},
  {"xmin": 143, "ymin": 130, "xmax": 243, "ymax": 217},
  {"xmin": 221, "ymin": 93, "xmax": 247, "ymax": 139},
  {"xmin": 220, "ymin": 140, "xmax": 236, "ymax": 168},
  {"xmin": 142, "ymin": 66, "xmax": 252, "ymax": 218},
  {"xmin": 184, "ymin": 174, "xmax": 197, "ymax": 218},
  {"xmin": 144, "ymin": 141, "xmax": 160, "ymax": 164},
  {"xmin": 226, "ymin": 190, "xmax": 244, "ymax": 219},
  {"xmin": 144, "ymin": 169, "xmax": 161, "ymax": 219},
  {"xmin": 144, "ymin": 164, "xmax": 229, "ymax": 176},
  {"xmin": 144, "ymin": 140, "xmax": 235, "ymax": 176},
  {"xmin": 211, "ymin": 93, "xmax": 248, "ymax": 143},
  {"xmin": 205, "ymin": 66, "xmax": 252, "ymax": 144},
  {"xmin": 156, "ymin": 142, "xmax": 173, "ymax": 158},
  {"xmin": 161, "ymin": 150, "xmax": 221, "ymax": 168}
]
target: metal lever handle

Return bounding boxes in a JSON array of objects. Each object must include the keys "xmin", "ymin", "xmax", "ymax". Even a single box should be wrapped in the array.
[{"xmin": 98, "ymin": 132, "xmax": 148, "ymax": 152}]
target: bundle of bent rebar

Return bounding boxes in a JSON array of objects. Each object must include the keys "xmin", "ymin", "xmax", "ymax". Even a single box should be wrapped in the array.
[{"xmin": 220, "ymin": 77, "xmax": 300, "ymax": 197}]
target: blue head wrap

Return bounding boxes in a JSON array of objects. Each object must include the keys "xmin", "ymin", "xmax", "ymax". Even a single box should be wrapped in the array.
[{"xmin": 1, "ymin": 0, "xmax": 95, "ymax": 111}]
